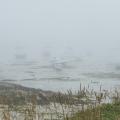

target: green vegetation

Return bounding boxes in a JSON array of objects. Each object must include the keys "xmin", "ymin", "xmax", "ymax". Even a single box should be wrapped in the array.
[
  {"xmin": 68, "ymin": 103, "xmax": 120, "ymax": 120},
  {"xmin": 101, "ymin": 103, "xmax": 120, "ymax": 120}
]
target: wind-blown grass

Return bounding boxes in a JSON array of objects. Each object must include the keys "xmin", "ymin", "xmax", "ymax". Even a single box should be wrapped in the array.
[{"xmin": 0, "ymin": 83, "xmax": 120, "ymax": 120}]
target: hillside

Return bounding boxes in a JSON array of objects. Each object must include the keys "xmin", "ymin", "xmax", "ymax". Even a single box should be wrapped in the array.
[{"xmin": 0, "ymin": 82, "xmax": 55, "ymax": 105}]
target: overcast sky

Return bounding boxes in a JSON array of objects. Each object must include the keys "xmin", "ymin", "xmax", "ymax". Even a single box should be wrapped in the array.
[{"xmin": 0, "ymin": 0, "xmax": 120, "ymax": 63}]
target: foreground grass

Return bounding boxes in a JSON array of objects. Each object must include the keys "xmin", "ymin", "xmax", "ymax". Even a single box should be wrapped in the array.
[
  {"xmin": 1, "ymin": 82, "xmax": 120, "ymax": 120},
  {"xmin": 68, "ymin": 103, "xmax": 120, "ymax": 120},
  {"xmin": 101, "ymin": 103, "xmax": 120, "ymax": 120}
]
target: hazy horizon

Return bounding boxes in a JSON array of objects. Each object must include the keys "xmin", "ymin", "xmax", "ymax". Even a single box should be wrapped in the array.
[{"xmin": 0, "ymin": 0, "xmax": 120, "ymax": 63}]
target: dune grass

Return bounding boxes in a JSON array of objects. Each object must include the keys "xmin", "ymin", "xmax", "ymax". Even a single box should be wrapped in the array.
[
  {"xmin": 0, "ymin": 83, "xmax": 120, "ymax": 120},
  {"xmin": 68, "ymin": 103, "xmax": 120, "ymax": 120}
]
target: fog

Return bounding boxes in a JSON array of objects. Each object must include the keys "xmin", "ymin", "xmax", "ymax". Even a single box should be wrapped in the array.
[{"xmin": 0, "ymin": 0, "xmax": 120, "ymax": 63}]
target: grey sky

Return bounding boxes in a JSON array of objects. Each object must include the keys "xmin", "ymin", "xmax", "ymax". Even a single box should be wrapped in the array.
[{"xmin": 0, "ymin": 0, "xmax": 120, "ymax": 63}]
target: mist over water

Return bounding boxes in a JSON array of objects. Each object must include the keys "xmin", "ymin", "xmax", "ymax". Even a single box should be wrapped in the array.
[
  {"xmin": 0, "ymin": 0, "xmax": 120, "ymax": 92},
  {"xmin": 0, "ymin": 0, "xmax": 120, "ymax": 64},
  {"xmin": 0, "ymin": 2, "xmax": 120, "ymax": 120}
]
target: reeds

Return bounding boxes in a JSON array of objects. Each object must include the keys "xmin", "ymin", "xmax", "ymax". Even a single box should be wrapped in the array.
[{"xmin": 0, "ymin": 84, "xmax": 120, "ymax": 120}]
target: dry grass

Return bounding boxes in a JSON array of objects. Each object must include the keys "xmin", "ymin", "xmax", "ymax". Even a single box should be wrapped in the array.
[{"xmin": 0, "ymin": 84, "xmax": 120, "ymax": 120}]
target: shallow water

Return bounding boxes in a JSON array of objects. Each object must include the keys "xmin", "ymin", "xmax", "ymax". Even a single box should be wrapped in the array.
[
  {"xmin": 0, "ymin": 61, "xmax": 120, "ymax": 92},
  {"xmin": 9, "ymin": 79, "xmax": 119, "ymax": 93}
]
